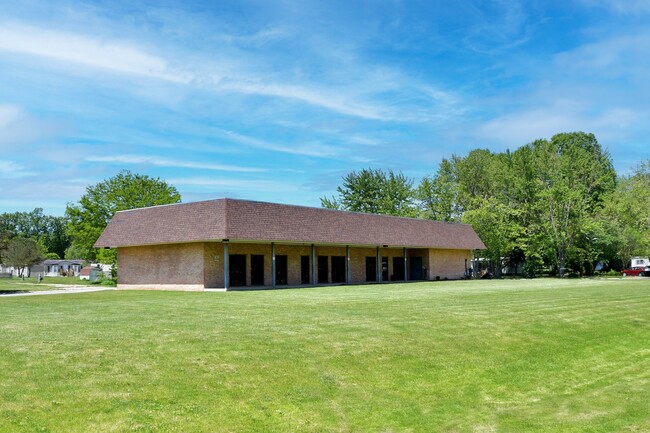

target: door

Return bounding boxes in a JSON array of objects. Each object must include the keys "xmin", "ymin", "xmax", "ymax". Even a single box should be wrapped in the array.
[
  {"xmin": 410, "ymin": 256, "xmax": 423, "ymax": 280},
  {"xmin": 318, "ymin": 256, "xmax": 328, "ymax": 283},
  {"xmin": 365, "ymin": 257, "xmax": 377, "ymax": 282},
  {"xmin": 392, "ymin": 256, "xmax": 405, "ymax": 280},
  {"xmin": 381, "ymin": 257, "xmax": 388, "ymax": 281},
  {"xmin": 331, "ymin": 256, "xmax": 346, "ymax": 283},
  {"xmin": 229, "ymin": 254, "xmax": 246, "ymax": 286},
  {"xmin": 300, "ymin": 255, "xmax": 310, "ymax": 284},
  {"xmin": 251, "ymin": 255, "xmax": 264, "ymax": 286},
  {"xmin": 275, "ymin": 255, "xmax": 288, "ymax": 285}
]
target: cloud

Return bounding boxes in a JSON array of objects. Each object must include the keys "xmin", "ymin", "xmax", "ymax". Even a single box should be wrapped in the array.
[
  {"xmin": 214, "ymin": 129, "xmax": 341, "ymax": 158},
  {"xmin": 477, "ymin": 103, "xmax": 641, "ymax": 146},
  {"xmin": 0, "ymin": 160, "xmax": 35, "ymax": 178},
  {"xmin": 168, "ymin": 177, "xmax": 299, "ymax": 193},
  {"xmin": 86, "ymin": 155, "xmax": 266, "ymax": 173},
  {"xmin": 0, "ymin": 104, "xmax": 23, "ymax": 128},
  {"xmin": 581, "ymin": 0, "xmax": 650, "ymax": 14},
  {"xmin": 0, "ymin": 23, "xmax": 189, "ymax": 82}
]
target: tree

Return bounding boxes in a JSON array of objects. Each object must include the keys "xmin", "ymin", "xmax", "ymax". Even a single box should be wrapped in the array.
[
  {"xmin": 3, "ymin": 238, "xmax": 44, "ymax": 278},
  {"xmin": 599, "ymin": 160, "xmax": 650, "ymax": 267},
  {"xmin": 528, "ymin": 133, "xmax": 616, "ymax": 275},
  {"xmin": 416, "ymin": 158, "xmax": 459, "ymax": 222},
  {"xmin": 0, "ymin": 217, "xmax": 8, "ymax": 258},
  {"xmin": 1, "ymin": 209, "xmax": 71, "ymax": 258},
  {"xmin": 66, "ymin": 170, "xmax": 181, "ymax": 262},
  {"xmin": 321, "ymin": 168, "xmax": 416, "ymax": 217}
]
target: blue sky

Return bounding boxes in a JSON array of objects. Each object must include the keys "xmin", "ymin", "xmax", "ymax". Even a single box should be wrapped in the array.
[{"xmin": 1, "ymin": 0, "xmax": 649, "ymax": 215}]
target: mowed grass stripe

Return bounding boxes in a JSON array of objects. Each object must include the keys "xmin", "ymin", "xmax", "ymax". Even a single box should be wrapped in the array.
[{"xmin": 1, "ymin": 279, "xmax": 649, "ymax": 432}]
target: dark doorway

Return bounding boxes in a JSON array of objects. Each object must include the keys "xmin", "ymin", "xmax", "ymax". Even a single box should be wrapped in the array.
[
  {"xmin": 318, "ymin": 256, "xmax": 328, "ymax": 283},
  {"xmin": 301, "ymin": 255, "xmax": 310, "ymax": 284},
  {"xmin": 365, "ymin": 256, "xmax": 377, "ymax": 282},
  {"xmin": 331, "ymin": 256, "xmax": 346, "ymax": 283},
  {"xmin": 392, "ymin": 257, "xmax": 405, "ymax": 280},
  {"xmin": 275, "ymin": 255, "xmax": 288, "ymax": 285},
  {"xmin": 251, "ymin": 254, "xmax": 264, "ymax": 286},
  {"xmin": 410, "ymin": 256, "xmax": 423, "ymax": 280},
  {"xmin": 229, "ymin": 254, "xmax": 246, "ymax": 286},
  {"xmin": 381, "ymin": 256, "xmax": 388, "ymax": 281}
]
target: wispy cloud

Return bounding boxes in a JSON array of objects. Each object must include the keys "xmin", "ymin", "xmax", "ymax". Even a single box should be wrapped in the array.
[
  {"xmin": 0, "ymin": 160, "xmax": 35, "ymax": 178},
  {"xmin": 168, "ymin": 177, "xmax": 298, "ymax": 193},
  {"xmin": 0, "ymin": 23, "xmax": 189, "ymax": 82},
  {"xmin": 86, "ymin": 155, "xmax": 266, "ymax": 173},
  {"xmin": 214, "ymin": 128, "xmax": 340, "ymax": 158}
]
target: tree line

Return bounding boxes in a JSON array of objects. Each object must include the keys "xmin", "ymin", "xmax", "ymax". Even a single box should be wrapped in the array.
[{"xmin": 322, "ymin": 132, "xmax": 650, "ymax": 277}]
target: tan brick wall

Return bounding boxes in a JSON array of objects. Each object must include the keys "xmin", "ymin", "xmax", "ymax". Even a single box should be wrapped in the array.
[
  {"xmin": 427, "ymin": 248, "xmax": 471, "ymax": 280},
  {"xmin": 119, "ymin": 241, "xmax": 473, "ymax": 290},
  {"xmin": 118, "ymin": 243, "xmax": 204, "ymax": 286},
  {"xmin": 204, "ymin": 242, "xmax": 224, "ymax": 288}
]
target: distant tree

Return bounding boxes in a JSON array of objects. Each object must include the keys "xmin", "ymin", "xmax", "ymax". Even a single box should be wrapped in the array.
[
  {"xmin": 321, "ymin": 168, "xmax": 416, "ymax": 217},
  {"xmin": 1, "ymin": 209, "xmax": 71, "ymax": 258},
  {"xmin": 599, "ymin": 159, "xmax": 650, "ymax": 267},
  {"xmin": 3, "ymin": 238, "xmax": 44, "ymax": 278},
  {"xmin": 0, "ymin": 218, "xmax": 8, "ymax": 261},
  {"xmin": 416, "ymin": 158, "xmax": 459, "ymax": 222},
  {"xmin": 66, "ymin": 170, "xmax": 181, "ymax": 262}
]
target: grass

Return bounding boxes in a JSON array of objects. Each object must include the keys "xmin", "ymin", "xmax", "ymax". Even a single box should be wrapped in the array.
[
  {"xmin": 0, "ymin": 276, "xmax": 92, "ymax": 293},
  {"xmin": 0, "ymin": 278, "xmax": 649, "ymax": 432}
]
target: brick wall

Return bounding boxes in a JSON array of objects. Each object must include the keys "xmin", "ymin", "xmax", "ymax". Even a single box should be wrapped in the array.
[
  {"xmin": 117, "ymin": 243, "xmax": 205, "ymax": 290},
  {"xmin": 119, "ymin": 241, "xmax": 473, "ymax": 290},
  {"xmin": 427, "ymin": 248, "xmax": 471, "ymax": 280}
]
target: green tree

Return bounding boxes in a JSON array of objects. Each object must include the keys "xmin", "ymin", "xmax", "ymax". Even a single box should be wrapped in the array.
[
  {"xmin": 599, "ymin": 160, "xmax": 650, "ymax": 267},
  {"xmin": 462, "ymin": 197, "xmax": 524, "ymax": 277},
  {"xmin": 416, "ymin": 158, "xmax": 459, "ymax": 221},
  {"xmin": 321, "ymin": 168, "xmax": 416, "ymax": 217},
  {"xmin": 3, "ymin": 237, "xmax": 44, "ymax": 278},
  {"xmin": 1, "ymin": 209, "xmax": 71, "ymax": 258},
  {"xmin": 66, "ymin": 170, "xmax": 181, "ymax": 262},
  {"xmin": 528, "ymin": 133, "xmax": 616, "ymax": 275}
]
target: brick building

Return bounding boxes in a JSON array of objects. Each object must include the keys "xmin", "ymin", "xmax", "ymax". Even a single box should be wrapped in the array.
[{"xmin": 94, "ymin": 198, "xmax": 485, "ymax": 291}]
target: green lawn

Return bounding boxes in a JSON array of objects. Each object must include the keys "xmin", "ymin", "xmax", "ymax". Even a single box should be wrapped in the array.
[
  {"xmin": 0, "ymin": 276, "xmax": 92, "ymax": 293},
  {"xmin": 1, "ymin": 278, "xmax": 648, "ymax": 432}
]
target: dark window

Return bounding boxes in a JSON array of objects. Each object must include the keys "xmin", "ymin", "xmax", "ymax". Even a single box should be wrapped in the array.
[
  {"xmin": 392, "ymin": 256, "xmax": 405, "ymax": 280},
  {"xmin": 318, "ymin": 256, "xmax": 328, "ymax": 283},
  {"xmin": 229, "ymin": 254, "xmax": 246, "ymax": 286},
  {"xmin": 381, "ymin": 256, "xmax": 388, "ymax": 281},
  {"xmin": 275, "ymin": 255, "xmax": 288, "ymax": 285},
  {"xmin": 301, "ymin": 255, "xmax": 310, "ymax": 284},
  {"xmin": 410, "ymin": 256, "xmax": 423, "ymax": 280},
  {"xmin": 251, "ymin": 255, "xmax": 264, "ymax": 286},
  {"xmin": 331, "ymin": 256, "xmax": 346, "ymax": 283},
  {"xmin": 365, "ymin": 256, "xmax": 377, "ymax": 282}
]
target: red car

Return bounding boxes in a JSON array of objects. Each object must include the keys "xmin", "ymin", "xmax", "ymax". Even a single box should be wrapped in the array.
[{"xmin": 621, "ymin": 267, "xmax": 648, "ymax": 277}]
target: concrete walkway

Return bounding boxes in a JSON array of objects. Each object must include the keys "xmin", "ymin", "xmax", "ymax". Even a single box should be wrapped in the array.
[{"xmin": 0, "ymin": 286, "xmax": 115, "ymax": 297}]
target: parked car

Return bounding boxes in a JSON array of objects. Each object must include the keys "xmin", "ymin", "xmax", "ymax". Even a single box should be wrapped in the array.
[
  {"xmin": 622, "ymin": 257, "xmax": 650, "ymax": 277},
  {"xmin": 621, "ymin": 267, "xmax": 646, "ymax": 277}
]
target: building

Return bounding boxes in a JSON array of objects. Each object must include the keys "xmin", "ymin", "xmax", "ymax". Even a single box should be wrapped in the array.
[{"xmin": 94, "ymin": 198, "xmax": 485, "ymax": 291}]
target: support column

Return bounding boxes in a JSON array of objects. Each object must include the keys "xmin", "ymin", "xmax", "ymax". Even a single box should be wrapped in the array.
[
  {"xmin": 271, "ymin": 242, "xmax": 276, "ymax": 288},
  {"xmin": 223, "ymin": 242, "xmax": 229, "ymax": 290},
  {"xmin": 376, "ymin": 246, "xmax": 381, "ymax": 283},
  {"xmin": 311, "ymin": 244, "xmax": 316, "ymax": 286},
  {"xmin": 404, "ymin": 247, "xmax": 408, "ymax": 282},
  {"xmin": 346, "ymin": 245, "xmax": 351, "ymax": 285}
]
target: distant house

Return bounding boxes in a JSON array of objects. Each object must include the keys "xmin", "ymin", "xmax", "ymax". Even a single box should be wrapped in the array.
[
  {"xmin": 95, "ymin": 198, "xmax": 485, "ymax": 291},
  {"xmin": 31, "ymin": 260, "xmax": 85, "ymax": 277},
  {"xmin": 79, "ymin": 266, "xmax": 104, "ymax": 281}
]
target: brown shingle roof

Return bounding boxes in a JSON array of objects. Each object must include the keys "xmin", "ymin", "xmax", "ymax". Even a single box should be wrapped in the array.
[{"xmin": 95, "ymin": 198, "xmax": 485, "ymax": 250}]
